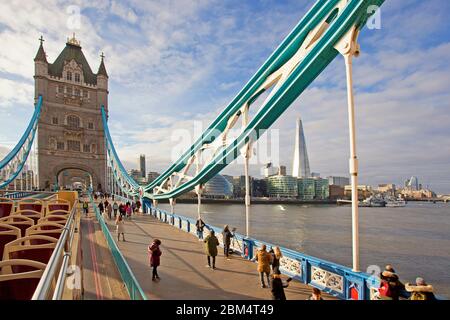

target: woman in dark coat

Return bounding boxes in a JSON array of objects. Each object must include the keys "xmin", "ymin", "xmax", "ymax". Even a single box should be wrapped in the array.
[
  {"xmin": 222, "ymin": 225, "xmax": 234, "ymax": 259},
  {"xmin": 148, "ymin": 239, "xmax": 162, "ymax": 281},
  {"xmin": 270, "ymin": 274, "xmax": 292, "ymax": 300},
  {"xmin": 204, "ymin": 230, "xmax": 219, "ymax": 269}
]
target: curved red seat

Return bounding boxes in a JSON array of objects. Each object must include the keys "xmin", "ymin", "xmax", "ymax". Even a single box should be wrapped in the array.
[{"xmin": 0, "ymin": 202, "xmax": 13, "ymax": 219}]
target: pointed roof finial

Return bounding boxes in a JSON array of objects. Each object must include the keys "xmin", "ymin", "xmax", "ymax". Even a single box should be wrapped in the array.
[
  {"xmin": 97, "ymin": 51, "xmax": 108, "ymax": 77},
  {"xmin": 67, "ymin": 33, "xmax": 81, "ymax": 47},
  {"xmin": 34, "ymin": 35, "xmax": 47, "ymax": 62}
]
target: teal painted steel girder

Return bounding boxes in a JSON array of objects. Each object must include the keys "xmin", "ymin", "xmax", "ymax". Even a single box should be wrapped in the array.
[
  {"xmin": 145, "ymin": 0, "xmax": 385, "ymax": 200},
  {"xmin": 102, "ymin": 0, "xmax": 385, "ymax": 199},
  {"xmin": 0, "ymin": 95, "xmax": 42, "ymax": 189},
  {"xmin": 101, "ymin": 106, "xmax": 140, "ymax": 195}
]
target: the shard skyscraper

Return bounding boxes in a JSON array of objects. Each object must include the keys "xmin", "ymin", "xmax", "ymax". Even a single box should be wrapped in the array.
[{"xmin": 292, "ymin": 117, "xmax": 311, "ymax": 178}]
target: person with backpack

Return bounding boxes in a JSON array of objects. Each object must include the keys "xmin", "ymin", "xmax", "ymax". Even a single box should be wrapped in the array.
[
  {"xmin": 405, "ymin": 277, "xmax": 436, "ymax": 300},
  {"xmin": 82, "ymin": 201, "xmax": 89, "ymax": 216},
  {"xmin": 148, "ymin": 239, "xmax": 162, "ymax": 281},
  {"xmin": 378, "ymin": 265, "xmax": 407, "ymax": 300}
]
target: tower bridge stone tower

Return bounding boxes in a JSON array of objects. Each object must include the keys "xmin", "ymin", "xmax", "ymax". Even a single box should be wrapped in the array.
[{"xmin": 34, "ymin": 35, "xmax": 108, "ymax": 191}]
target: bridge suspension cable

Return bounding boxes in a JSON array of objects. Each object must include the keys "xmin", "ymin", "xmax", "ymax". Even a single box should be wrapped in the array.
[
  {"xmin": 0, "ymin": 95, "xmax": 43, "ymax": 189},
  {"xmin": 101, "ymin": 0, "xmax": 384, "ymax": 203}
]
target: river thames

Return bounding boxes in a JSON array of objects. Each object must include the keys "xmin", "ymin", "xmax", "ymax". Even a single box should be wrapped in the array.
[{"xmin": 159, "ymin": 201, "xmax": 450, "ymax": 298}]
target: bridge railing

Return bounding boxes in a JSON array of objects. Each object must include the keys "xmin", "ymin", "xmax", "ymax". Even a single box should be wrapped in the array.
[
  {"xmin": 89, "ymin": 194, "xmax": 147, "ymax": 300},
  {"xmin": 32, "ymin": 199, "xmax": 79, "ymax": 300},
  {"xmin": 144, "ymin": 203, "xmax": 378, "ymax": 300}
]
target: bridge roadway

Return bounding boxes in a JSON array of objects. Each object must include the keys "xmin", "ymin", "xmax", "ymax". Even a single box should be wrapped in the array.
[
  {"xmin": 79, "ymin": 201, "xmax": 129, "ymax": 300},
  {"xmin": 101, "ymin": 211, "xmax": 335, "ymax": 300}
]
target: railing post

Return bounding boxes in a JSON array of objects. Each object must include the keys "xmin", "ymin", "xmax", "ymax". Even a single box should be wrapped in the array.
[{"xmin": 242, "ymin": 238, "xmax": 253, "ymax": 260}]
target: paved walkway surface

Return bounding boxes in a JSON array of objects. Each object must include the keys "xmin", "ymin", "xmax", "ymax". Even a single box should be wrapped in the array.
[
  {"xmin": 79, "ymin": 201, "xmax": 129, "ymax": 300},
  {"xmin": 103, "ymin": 212, "xmax": 335, "ymax": 300}
]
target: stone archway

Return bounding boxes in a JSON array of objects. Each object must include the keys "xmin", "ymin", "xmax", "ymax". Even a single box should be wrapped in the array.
[{"xmin": 53, "ymin": 163, "xmax": 100, "ymax": 192}]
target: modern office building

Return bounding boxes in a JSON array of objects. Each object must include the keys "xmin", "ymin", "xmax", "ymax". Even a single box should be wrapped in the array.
[
  {"xmin": 232, "ymin": 175, "xmax": 254, "ymax": 198},
  {"xmin": 328, "ymin": 176, "xmax": 350, "ymax": 187},
  {"xmin": 204, "ymin": 174, "xmax": 234, "ymax": 199},
  {"xmin": 292, "ymin": 117, "xmax": 311, "ymax": 178},
  {"xmin": 252, "ymin": 178, "xmax": 268, "ymax": 197},
  {"xmin": 267, "ymin": 175, "xmax": 298, "ymax": 198},
  {"xmin": 140, "ymin": 154, "xmax": 146, "ymax": 178},
  {"xmin": 298, "ymin": 178, "xmax": 316, "ymax": 200},
  {"xmin": 297, "ymin": 177, "xmax": 329, "ymax": 200},
  {"xmin": 314, "ymin": 178, "xmax": 329, "ymax": 200}
]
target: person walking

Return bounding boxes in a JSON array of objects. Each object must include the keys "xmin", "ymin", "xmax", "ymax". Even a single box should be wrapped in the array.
[
  {"xmin": 126, "ymin": 204, "xmax": 132, "ymax": 219},
  {"xmin": 270, "ymin": 247, "xmax": 282, "ymax": 275},
  {"xmin": 132, "ymin": 201, "xmax": 137, "ymax": 213},
  {"xmin": 195, "ymin": 217, "xmax": 206, "ymax": 240},
  {"xmin": 82, "ymin": 200, "xmax": 89, "ymax": 216},
  {"xmin": 222, "ymin": 225, "xmax": 234, "ymax": 259},
  {"xmin": 106, "ymin": 202, "xmax": 113, "ymax": 220},
  {"xmin": 270, "ymin": 274, "xmax": 292, "ymax": 300},
  {"xmin": 115, "ymin": 215, "xmax": 126, "ymax": 241},
  {"xmin": 204, "ymin": 229, "xmax": 219, "ymax": 269},
  {"xmin": 405, "ymin": 277, "xmax": 436, "ymax": 300},
  {"xmin": 119, "ymin": 203, "xmax": 125, "ymax": 217},
  {"xmin": 98, "ymin": 201, "xmax": 104, "ymax": 215},
  {"xmin": 255, "ymin": 244, "xmax": 272, "ymax": 288},
  {"xmin": 136, "ymin": 200, "xmax": 141, "ymax": 213},
  {"xmin": 148, "ymin": 239, "xmax": 162, "ymax": 281},
  {"xmin": 113, "ymin": 201, "xmax": 119, "ymax": 219}
]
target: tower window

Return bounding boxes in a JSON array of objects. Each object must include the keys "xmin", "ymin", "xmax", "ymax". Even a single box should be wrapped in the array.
[
  {"xmin": 67, "ymin": 140, "xmax": 80, "ymax": 152},
  {"xmin": 88, "ymin": 122, "xmax": 94, "ymax": 129},
  {"xmin": 52, "ymin": 117, "xmax": 58, "ymax": 125},
  {"xmin": 74, "ymin": 88, "xmax": 80, "ymax": 96},
  {"xmin": 57, "ymin": 142, "xmax": 65, "ymax": 150},
  {"xmin": 67, "ymin": 115, "xmax": 80, "ymax": 128},
  {"xmin": 67, "ymin": 71, "xmax": 72, "ymax": 81},
  {"xmin": 75, "ymin": 73, "xmax": 80, "ymax": 82},
  {"xmin": 83, "ymin": 144, "xmax": 90, "ymax": 152}
]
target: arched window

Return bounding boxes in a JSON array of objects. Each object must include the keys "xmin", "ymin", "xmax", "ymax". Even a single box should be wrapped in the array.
[{"xmin": 67, "ymin": 115, "xmax": 81, "ymax": 128}]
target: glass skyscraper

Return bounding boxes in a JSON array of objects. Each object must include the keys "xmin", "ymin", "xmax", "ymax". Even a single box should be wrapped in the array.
[{"xmin": 267, "ymin": 175, "xmax": 298, "ymax": 198}]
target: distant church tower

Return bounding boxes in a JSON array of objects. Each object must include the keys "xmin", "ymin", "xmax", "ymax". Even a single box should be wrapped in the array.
[
  {"xmin": 34, "ymin": 34, "xmax": 108, "ymax": 191},
  {"xmin": 292, "ymin": 117, "xmax": 311, "ymax": 178}
]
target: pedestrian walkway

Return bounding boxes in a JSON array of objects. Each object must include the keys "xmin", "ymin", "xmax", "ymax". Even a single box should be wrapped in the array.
[
  {"xmin": 102, "ymin": 212, "xmax": 335, "ymax": 300},
  {"xmin": 79, "ymin": 201, "xmax": 129, "ymax": 300}
]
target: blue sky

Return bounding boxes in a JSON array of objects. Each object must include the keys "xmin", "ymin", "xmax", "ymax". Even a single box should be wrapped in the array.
[{"xmin": 0, "ymin": 0, "xmax": 449, "ymax": 193}]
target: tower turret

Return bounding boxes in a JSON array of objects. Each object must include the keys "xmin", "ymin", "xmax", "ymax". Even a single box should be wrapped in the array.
[{"xmin": 97, "ymin": 52, "xmax": 109, "ymax": 113}]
